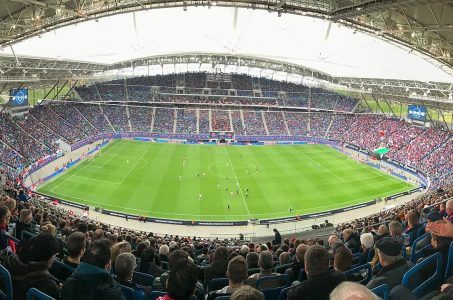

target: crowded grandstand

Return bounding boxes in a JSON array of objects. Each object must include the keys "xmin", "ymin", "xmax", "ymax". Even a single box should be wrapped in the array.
[{"xmin": 0, "ymin": 1, "xmax": 453, "ymax": 300}]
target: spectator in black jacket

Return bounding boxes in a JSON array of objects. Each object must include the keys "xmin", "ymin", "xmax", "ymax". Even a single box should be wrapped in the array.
[
  {"xmin": 286, "ymin": 243, "xmax": 308, "ymax": 283},
  {"xmin": 4, "ymin": 233, "xmax": 60, "ymax": 300},
  {"xmin": 366, "ymin": 237, "xmax": 420, "ymax": 290},
  {"xmin": 61, "ymin": 239, "xmax": 125, "ymax": 300},
  {"xmin": 51, "ymin": 232, "xmax": 86, "ymax": 282},
  {"xmin": 287, "ymin": 245, "xmax": 346, "ymax": 300},
  {"xmin": 204, "ymin": 246, "xmax": 229, "ymax": 285},
  {"xmin": 15, "ymin": 208, "xmax": 33, "ymax": 240},
  {"xmin": 342, "ymin": 229, "xmax": 360, "ymax": 253},
  {"xmin": 0, "ymin": 206, "xmax": 11, "ymax": 250},
  {"xmin": 273, "ymin": 228, "xmax": 282, "ymax": 245},
  {"xmin": 140, "ymin": 247, "xmax": 164, "ymax": 278}
]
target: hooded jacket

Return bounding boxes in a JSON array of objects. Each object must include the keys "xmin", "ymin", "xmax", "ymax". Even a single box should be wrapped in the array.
[{"xmin": 61, "ymin": 262, "xmax": 125, "ymax": 300}]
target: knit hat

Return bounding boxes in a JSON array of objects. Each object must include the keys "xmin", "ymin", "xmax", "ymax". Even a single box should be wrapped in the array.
[
  {"xmin": 25, "ymin": 233, "xmax": 59, "ymax": 262},
  {"xmin": 375, "ymin": 237, "xmax": 402, "ymax": 256}
]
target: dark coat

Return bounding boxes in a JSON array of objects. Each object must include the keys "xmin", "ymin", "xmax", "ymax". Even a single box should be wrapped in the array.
[
  {"xmin": 366, "ymin": 259, "xmax": 419, "ymax": 290},
  {"xmin": 3, "ymin": 254, "xmax": 60, "ymax": 300},
  {"xmin": 204, "ymin": 259, "xmax": 229, "ymax": 285},
  {"xmin": 14, "ymin": 221, "xmax": 32, "ymax": 241},
  {"xmin": 345, "ymin": 232, "xmax": 361, "ymax": 253},
  {"xmin": 61, "ymin": 262, "xmax": 125, "ymax": 300},
  {"xmin": 139, "ymin": 260, "xmax": 164, "ymax": 278},
  {"xmin": 285, "ymin": 261, "xmax": 305, "ymax": 283},
  {"xmin": 287, "ymin": 269, "xmax": 346, "ymax": 300}
]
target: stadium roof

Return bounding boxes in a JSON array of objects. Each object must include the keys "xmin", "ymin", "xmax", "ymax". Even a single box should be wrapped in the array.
[{"xmin": 0, "ymin": 1, "xmax": 452, "ymax": 103}]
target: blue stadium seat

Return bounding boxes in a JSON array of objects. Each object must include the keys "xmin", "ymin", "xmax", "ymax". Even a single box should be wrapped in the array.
[
  {"xmin": 297, "ymin": 268, "xmax": 306, "ymax": 282},
  {"xmin": 402, "ymin": 252, "xmax": 442, "ymax": 298},
  {"xmin": 370, "ymin": 284, "xmax": 389, "ymax": 300},
  {"xmin": 445, "ymin": 241, "xmax": 453, "ymax": 280},
  {"xmin": 0, "ymin": 264, "xmax": 13, "ymax": 300},
  {"xmin": 207, "ymin": 278, "xmax": 229, "ymax": 293},
  {"xmin": 344, "ymin": 263, "xmax": 372, "ymax": 285},
  {"xmin": 256, "ymin": 274, "xmax": 288, "ymax": 290},
  {"xmin": 26, "ymin": 288, "xmax": 55, "ymax": 300},
  {"xmin": 261, "ymin": 286, "xmax": 285, "ymax": 300},
  {"xmin": 274, "ymin": 263, "xmax": 292, "ymax": 274},
  {"xmin": 148, "ymin": 291, "xmax": 166, "ymax": 300},
  {"xmin": 132, "ymin": 271, "xmax": 154, "ymax": 287},
  {"xmin": 120, "ymin": 285, "xmax": 135, "ymax": 300},
  {"xmin": 279, "ymin": 286, "xmax": 290, "ymax": 300},
  {"xmin": 416, "ymin": 224, "xmax": 427, "ymax": 239},
  {"xmin": 410, "ymin": 232, "xmax": 431, "ymax": 263}
]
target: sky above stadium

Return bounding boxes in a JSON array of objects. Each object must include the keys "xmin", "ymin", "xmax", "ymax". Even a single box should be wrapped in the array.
[{"xmin": 2, "ymin": 7, "xmax": 453, "ymax": 82}]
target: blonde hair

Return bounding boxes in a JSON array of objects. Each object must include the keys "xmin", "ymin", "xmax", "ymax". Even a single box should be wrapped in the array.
[
  {"xmin": 111, "ymin": 241, "xmax": 132, "ymax": 263},
  {"xmin": 41, "ymin": 223, "xmax": 57, "ymax": 236}
]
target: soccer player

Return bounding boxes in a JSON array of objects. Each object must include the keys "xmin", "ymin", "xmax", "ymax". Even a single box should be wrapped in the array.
[
  {"xmin": 217, "ymin": 184, "xmax": 221, "ymax": 189},
  {"xmin": 179, "ymin": 176, "xmax": 182, "ymax": 182},
  {"xmin": 245, "ymin": 191, "xmax": 248, "ymax": 197},
  {"xmin": 227, "ymin": 204, "xmax": 230, "ymax": 210},
  {"xmin": 127, "ymin": 160, "xmax": 129, "ymax": 165},
  {"xmin": 197, "ymin": 174, "xmax": 200, "ymax": 178},
  {"xmin": 230, "ymin": 191, "xmax": 234, "ymax": 198},
  {"xmin": 198, "ymin": 194, "xmax": 203, "ymax": 200},
  {"xmin": 203, "ymin": 172, "xmax": 206, "ymax": 177}
]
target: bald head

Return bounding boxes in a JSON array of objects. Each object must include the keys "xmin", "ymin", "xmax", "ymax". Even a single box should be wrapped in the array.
[
  {"xmin": 330, "ymin": 282, "xmax": 378, "ymax": 300},
  {"xmin": 328, "ymin": 235, "xmax": 339, "ymax": 247}
]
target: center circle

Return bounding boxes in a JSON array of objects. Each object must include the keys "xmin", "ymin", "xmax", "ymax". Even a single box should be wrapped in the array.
[{"xmin": 208, "ymin": 160, "xmax": 259, "ymax": 179}]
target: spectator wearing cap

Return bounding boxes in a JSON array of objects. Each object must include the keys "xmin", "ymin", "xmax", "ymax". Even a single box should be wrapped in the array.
[
  {"xmin": 207, "ymin": 255, "xmax": 248, "ymax": 300},
  {"xmin": 246, "ymin": 250, "xmax": 280, "ymax": 288},
  {"xmin": 366, "ymin": 237, "xmax": 420, "ymax": 290},
  {"xmin": 61, "ymin": 239, "xmax": 125, "ymax": 300},
  {"xmin": 287, "ymin": 245, "xmax": 346, "ymax": 300},
  {"xmin": 4, "ymin": 233, "xmax": 60, "ymax": 300}
]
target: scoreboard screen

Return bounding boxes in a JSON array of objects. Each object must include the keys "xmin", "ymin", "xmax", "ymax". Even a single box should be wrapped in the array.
[
  {"xmin": 10, "ymin": 88, "xmax": 29, "ymax": 107},
  {"xmin": 210, "ymin": 132, "xmax": 235, "ymax": 139},
  {"xmin": 407, "ymin": 105, "xmax": 427, "ymax": 121}
]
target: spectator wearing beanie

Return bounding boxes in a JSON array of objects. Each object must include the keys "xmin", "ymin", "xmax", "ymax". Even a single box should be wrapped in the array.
[
  {"xmin": 366, "ymin": 237, "xmax": 421, "ymax": 290},
  {"xmin": 4, "ymin": 233, "xmax": 60, "ymax": 300}
]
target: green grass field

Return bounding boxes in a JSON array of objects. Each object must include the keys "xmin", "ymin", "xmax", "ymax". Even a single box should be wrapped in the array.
[{"xmin": 37, "ymin": 140, "xmax": 415, "ymax": 221}]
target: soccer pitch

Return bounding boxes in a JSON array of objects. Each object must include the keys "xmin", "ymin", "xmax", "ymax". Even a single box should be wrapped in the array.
[{"xmin": 37, "ymin": 140, "xmax": 415, "ymax": 221}]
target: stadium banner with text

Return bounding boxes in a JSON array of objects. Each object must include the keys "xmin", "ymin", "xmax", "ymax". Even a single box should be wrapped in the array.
[
  {"xmin": 10, "ymin": 88, "xmax": 29, "ymax": 107},
  {"xmin": 407, "ymin": 105, "xmax": 427, "ymax": 121}
]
